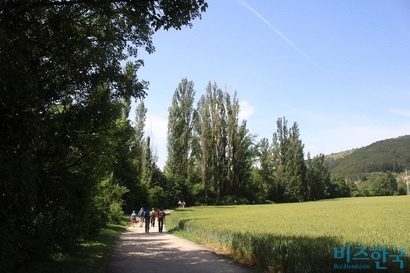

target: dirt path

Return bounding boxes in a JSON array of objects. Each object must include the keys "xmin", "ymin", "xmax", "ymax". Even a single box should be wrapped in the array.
[{"xmin": 106, "ymin": 223, "xmax": 259, "ymax": 273}]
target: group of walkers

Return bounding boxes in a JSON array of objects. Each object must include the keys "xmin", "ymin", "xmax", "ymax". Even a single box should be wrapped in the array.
[{"xmin": 130, "ymin": 207, "xmax": 166, "ymax": 233}]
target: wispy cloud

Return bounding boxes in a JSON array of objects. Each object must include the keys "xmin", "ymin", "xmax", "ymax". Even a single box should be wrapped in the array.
[
  {"xmin": 239, "ymin": 100, "xmax": 255, "ymax": 121},
  {"xmin": 237, "ymin": 0, "xmax": 328, "ymax": 76},
  {"xmin": 145, "ymin": 114, "xmax": 168, "ymax": 145},
  {"xmin": 390, "ymin": 109, "xmax": 410, "ymax": 118}
]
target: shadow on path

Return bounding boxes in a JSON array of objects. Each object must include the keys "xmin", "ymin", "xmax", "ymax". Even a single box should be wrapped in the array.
[{"xmin": 106, "ymin": 226, "xmax": 258, "ymax": 273}]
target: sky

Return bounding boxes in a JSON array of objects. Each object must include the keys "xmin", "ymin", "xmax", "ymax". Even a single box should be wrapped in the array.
[{"xmin": 130, "ymin": 0, "xmax": 410, "ymax": 170}]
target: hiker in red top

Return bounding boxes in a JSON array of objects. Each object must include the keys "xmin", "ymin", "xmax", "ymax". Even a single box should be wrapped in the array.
[{"xmin": 157, "ymin": 208, "xmax": 166, "ymax": 233}]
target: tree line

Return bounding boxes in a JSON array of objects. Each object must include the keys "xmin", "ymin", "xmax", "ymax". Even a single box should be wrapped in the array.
[
  {"xmin": 163, "ymin": 79, "xmax": 405, "ymax": 205},
  {"xmin": 164, "ymin": 79, "xmax": 349, "ymax": 205}
]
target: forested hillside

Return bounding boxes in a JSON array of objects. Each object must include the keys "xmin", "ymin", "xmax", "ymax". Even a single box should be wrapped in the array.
[{"xmin": 327, "ymin": 135, "xmax": 410, "ymax": 179}]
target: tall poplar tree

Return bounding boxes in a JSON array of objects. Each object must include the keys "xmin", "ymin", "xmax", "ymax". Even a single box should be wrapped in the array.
[
  {"xmin": 194, "ymin": 94, "xmax": 212, "ymax": 203},
  {"xmin": 192, "ymin": 82, "xmax": 254, "ymax": 203},
  {"xmin": 256, "ymin": 138, "xmax": 274, "ymax": 199},
  {"xmin": 271, "ymin": 117, "xmax": 289, "ymax": 202},
  {"xmin": 225, "ymin": 91, "xmax": 239, "ymax": 194},
  {"xmin": 165, "ymin": 78, "xmax": 195, "ymax": 202},
  {"xmin": 271, "ymin": 117, "xmax": 307, "ymax": 202},
  {"xmin": 205, "ymin": 83, "xmax": 225, "ymax": 199},
  {"xmin": 231, "ymin": 120, "xmax": 255, "ymax": 197},
  {"xmin": 284, "ymin": 122, "xmax": 307, "ymax": 201}
]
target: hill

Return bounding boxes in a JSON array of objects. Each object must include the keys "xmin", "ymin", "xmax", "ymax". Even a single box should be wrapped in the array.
[{"xmin": 326, "ymin": 135, "xmax": 410, "ymax": 179}]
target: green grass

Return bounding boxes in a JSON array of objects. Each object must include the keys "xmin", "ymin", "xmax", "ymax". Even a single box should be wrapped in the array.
[
  {"xmin": 167, "ymin": 196, "xmax": 410, "ymax": 273},
  {"xmin": 20, "ymin": 217, "xmax": 129, "ymax": 273}
]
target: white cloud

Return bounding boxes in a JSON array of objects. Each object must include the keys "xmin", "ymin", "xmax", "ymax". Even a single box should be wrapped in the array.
[
  {"xmin": 144, "ymin": 114, "xmax": 168, "ymax": 169},
  {"xmin": 238, "ymin": 100, "xmax": 255, "ymax": 121}
]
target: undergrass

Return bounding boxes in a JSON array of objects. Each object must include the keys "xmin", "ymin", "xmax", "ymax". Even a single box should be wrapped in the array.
[
  {"xmin": 167, "ymin": 196, "xmax": 410, "ymax": 273},
  {"xmin": 19, "ymin": 217, "xmax": 129, "ymax": 273}
]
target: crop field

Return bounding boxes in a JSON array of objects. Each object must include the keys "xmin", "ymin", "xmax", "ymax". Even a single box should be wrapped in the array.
[{"xmin": 167, "ymin": 196, "xmax": 410, "ymax": 273}]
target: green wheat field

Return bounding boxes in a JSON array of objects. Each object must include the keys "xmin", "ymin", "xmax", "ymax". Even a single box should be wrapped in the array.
[{"xmin": 167, "ymin": 196, "xmax": 410, "ymax": 273}]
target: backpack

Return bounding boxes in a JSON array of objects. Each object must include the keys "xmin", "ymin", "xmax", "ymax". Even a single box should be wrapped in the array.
[
  {"xmin": 131, "ymin": 213, "xmax": 136, "ymax": 220},
  {"xmin": 158, "ymin": 211, "xmax": 165, "ymax": 220},
  {"xmin": 144, "ymin": 210, "xmax": 151, "ymax": 218}
]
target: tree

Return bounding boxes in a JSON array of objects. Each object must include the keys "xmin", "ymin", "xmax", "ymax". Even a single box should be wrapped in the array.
[
  {"xmin": 165, "ymin": 78, "xmax": 196, "ymax": 204},
  {"xmin": 225, "ymin": 91, "xmax": 239, "ymax": 195},
  {"xmin": 232, "ymin": 120, "xmax": 255, "ymax": 199},
  {"xmin": 255, "ymin": 138, "xmax": 274, "ymax": 201},
  {"xmin": 284, "ymin": 122, "xmax": 307, "ymax": 201},
  {"xmin": 366, "ymin": 172, "xmax": 398, "ymax": 196},
  {"xmin": 208, "ymin": 83, "xmax": 227, "ymax": 200},
  {"xmin": 306, "ymin": 153, "xmax": 331, "ymax": 200},
  {"xmin": 0, "ymin": 1, "xmax": 208, "ymax": 271},
  {"xmin": 384, "ymin": 172, "xmax": 398, "ymax": 195},
  {"xmin": 271, "ymin": 117, "xmax": 307, "ymax": 202},
  {"xmin": 329, "ymin": 174, "xmax": 350, "ymax": 198},
  {"xmin": 194, "ymin": 94, "xmax": 212, "ymax": 203},
  {"xmin": 191, "ymin": 82, "xmax": 254, "ymax": 203},
  {"xmin": 271, "ymin": 117, "xmax": 289, "ymax": 202}
]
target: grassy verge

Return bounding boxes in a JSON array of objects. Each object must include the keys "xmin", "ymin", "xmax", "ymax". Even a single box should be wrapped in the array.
[
  {"xmin": 20, "ymin": 217, "xmax": 129, "ymax": 273},
  {"xmin": 167, "ymin": 197, "xmax": 410, "ymax": 273}
]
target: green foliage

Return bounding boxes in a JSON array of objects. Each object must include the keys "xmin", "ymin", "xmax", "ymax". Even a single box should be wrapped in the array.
[
  {"xmin": 148, "ymin": 186, "xmax": 167, "ymax": 209},
  {"xmin": 189, "ymin": 82, "xmax": 255, "ymax": 204},
  {"xmin": 271, "ymin": 117, "xmax": 309, "ymax": 202},
  {"xmin": 168, "ymin": 197, "xmax": 410, "ymax": 273},
  {"xmin": 95, "ymin": 174, "xmax": 129, "ymax": 225},
  {"xmin": 0, "ymin": 1, "xmax": 207, "ymax": 271},
  {"xmin": 329, "ymin": 174, "xmax": 351, "ymax": 198},
  {"xmin": 165, "ymin": 78, "xmax": 196, "ymax": 204},
  {"xmin": 306, "ymin": 154, "xmax": 332, "ymax": 200},
  {"xmin": 356, "ymin": 172, "xmax": 399, "ymax": 197},
  {"xmin": 17, "ymin": 220, "xmax": 129, "ymax": 273}
]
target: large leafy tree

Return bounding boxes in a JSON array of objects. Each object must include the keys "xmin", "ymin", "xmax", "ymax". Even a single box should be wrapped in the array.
[{"xmin": 0, "ymin": 1, "xmax": 207, "ymax": 271}]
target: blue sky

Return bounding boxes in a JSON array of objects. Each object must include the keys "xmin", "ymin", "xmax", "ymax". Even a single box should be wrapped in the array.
[{"xmin": 131, "ymin": 0, "xmax": 410, "ymax": 170}]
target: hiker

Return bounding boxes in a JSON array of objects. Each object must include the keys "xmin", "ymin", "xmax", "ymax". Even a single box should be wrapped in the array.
[
  {"xmin": 143, "ymin": 207, "xmax": 151, "ymax": 233},
  {"xmin": 130, "ymin": 210, "xmax": 137, "ymax": 227},
  {"xmin": 150, "ymin": 208, "xmax": 157, "ymax": 227},
  {"xmin": 138, "ymin": 207, "xmax": 144, "ymax": 227},
  {"xmin": 157, "ymin": 208, "xmax": 166, "ymax": 233}
]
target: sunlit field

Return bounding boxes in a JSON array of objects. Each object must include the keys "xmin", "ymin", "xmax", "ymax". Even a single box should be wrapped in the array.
[{"xmin": 167, "ymin": 196, "xmax": 410, "ymax": 273}]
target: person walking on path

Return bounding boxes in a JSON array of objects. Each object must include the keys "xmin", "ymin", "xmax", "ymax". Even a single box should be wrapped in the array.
[
  {"xmin": 138, "ymin": 207, "xmax": 144, "ymax": 227},
  {"xmin": 157, "ymin": 208, "xmax": 166, "ymax": 233},
  {"xmin": 150, "ymin": 208, "xmax": 157, "ymax": 227},
  {"xmin": 143, "ymin": 207, "xmax": 151, "ymax": 233},
  {"xmin": 130, "ymin": 211, "xmax": 137, "ymax": 227},
  {"xmin": 106, "ymin": 221, "xmax": 258, "ymax": 273}
]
